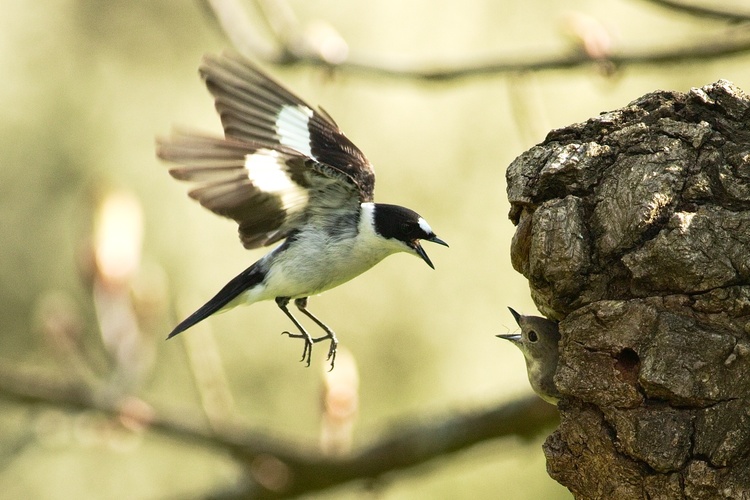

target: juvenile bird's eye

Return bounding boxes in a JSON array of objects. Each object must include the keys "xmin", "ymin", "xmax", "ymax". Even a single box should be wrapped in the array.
[{"xmin": 527, "ymin": 330, "xmax": 538, "ymax": 342}]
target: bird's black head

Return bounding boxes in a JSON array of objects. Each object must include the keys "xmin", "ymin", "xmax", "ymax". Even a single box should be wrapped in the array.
[{"xmin": 372, "ymin": 203, "xmax": 448, "ymax": 269}]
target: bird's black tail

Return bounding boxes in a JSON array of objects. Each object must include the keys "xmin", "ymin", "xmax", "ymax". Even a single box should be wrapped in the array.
[{"xmin": 167, "ymin": 264, "xmax": 265, "ymax": 339}]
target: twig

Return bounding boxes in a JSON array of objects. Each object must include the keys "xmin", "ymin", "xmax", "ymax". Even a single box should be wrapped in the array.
[
  {"xmin": 252, "ymin": 0, "xmax": 300, "ymax": 48},
  {"xmin": 640, "ymin": 0, "xmax": 750, "ymax": 23},
  {"xmin": 0, "ymin": 363, "xmax": 558, "ymax": 498},
  {"xmin": 204, "ymin": 0, "xmax": 286, "ymax": 62},
  {"xmin": 199, "ymin": 0, "xmax": 750, "ymax": 81},
  {"xmin": 317, "ymin": 36, "xmax": 750, "ymax": 81}
]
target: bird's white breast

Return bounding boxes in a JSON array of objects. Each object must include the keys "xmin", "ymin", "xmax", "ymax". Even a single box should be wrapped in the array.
[{"xmin": 238, "ymin": 203, "xmax": 407, "ymax": 304}]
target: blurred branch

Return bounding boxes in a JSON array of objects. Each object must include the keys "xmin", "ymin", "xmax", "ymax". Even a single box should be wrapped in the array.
[
  {"xmin": 0, "ymin": 363, "xmax": 558, "ymax": 498},
  {"xmin": 204, "ymin": 0, "xmax": 285, "ymax": 62},
  {"xmin": 178, "ymin": 314, "xmax": 236, "ymax": 432},
  {"xmin": 200, "ymin": 0, "xmax": 750, "ymax": 81},
  {"xmin": 0, "ymin": 364, "xmax": 214, "ymax": 445},
  {"xmin": 0, "ymin": 410, "xmax": 36, "ymax": 473},
  {"xmin": 640, "ymin": 0, "xmax": 750, "ymax": 23},
  {"xmin": 236, "ymin": 396, "xmax": 559, "ymax": 499}
]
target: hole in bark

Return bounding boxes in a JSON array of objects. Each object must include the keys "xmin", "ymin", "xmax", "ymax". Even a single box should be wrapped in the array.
[{"xmin": 614, "ymin": 348, "xmax": 640, "ymax": 379}]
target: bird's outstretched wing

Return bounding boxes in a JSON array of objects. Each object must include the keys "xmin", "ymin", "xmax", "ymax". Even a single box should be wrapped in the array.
[{"xmin": 156, "ymin": 51, "xmax": 376, "ymax": 249}]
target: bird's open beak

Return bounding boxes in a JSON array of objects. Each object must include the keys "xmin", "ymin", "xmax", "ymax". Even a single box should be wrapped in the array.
[
  {"xmin": 508, "ymin": 307, "xmax": 521, "ymax": 325},
  {"xmin": 496, "ymin": 333, "xmax": 522, "ymax": 343},
  {"xmin": 412, "ymin": 235, "xmax": 448, "ymax": 269},
  {"xmin": 499, "ymin": 308, "xmax": 522, "ymax": 343}
]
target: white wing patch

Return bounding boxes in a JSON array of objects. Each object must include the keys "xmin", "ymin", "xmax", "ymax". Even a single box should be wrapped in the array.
[
  {"xmin": 245, "ymin": 149, "xmax": 309, "ymax": 209},
  {"xmin": 276, "ymin": 104, "xmax": 313, "ymax": 158}
]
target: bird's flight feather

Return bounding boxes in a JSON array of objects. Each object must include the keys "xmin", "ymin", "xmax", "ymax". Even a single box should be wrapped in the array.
[{"xmin": 156, "ymin": 52, "xmax": 376, "ymax": 249}]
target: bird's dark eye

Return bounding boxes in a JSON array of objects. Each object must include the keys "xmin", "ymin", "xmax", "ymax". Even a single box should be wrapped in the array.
[
  {"xmin": 527, "ymin": 330, "xmax": 538, "ymax": 342},
  {"xmin": 400, "ymin": 222, "xmax": 412, "ymax": 234}
]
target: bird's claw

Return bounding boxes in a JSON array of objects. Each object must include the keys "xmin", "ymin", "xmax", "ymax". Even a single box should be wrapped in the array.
[
  {"xmin": 324, "ymin": 339, "xmax": 337, "ymax": 371},
  {"xmin": 280, "ymin": 330, "xmax": 337, "ymax": 369},
  {"xmin": 281, "ymin": 330, "xmax": 313, "ymax": 366}
]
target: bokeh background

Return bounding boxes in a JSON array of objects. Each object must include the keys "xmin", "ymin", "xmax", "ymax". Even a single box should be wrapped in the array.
[{"xmin": 2, "ymin": 0, "xmax": 750, "ymax": 498}]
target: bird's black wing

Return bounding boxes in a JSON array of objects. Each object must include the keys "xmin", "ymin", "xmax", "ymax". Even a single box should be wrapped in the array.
[{"xmin": 157, "ymin": 52, "xmax": 375, "ymax": 249}]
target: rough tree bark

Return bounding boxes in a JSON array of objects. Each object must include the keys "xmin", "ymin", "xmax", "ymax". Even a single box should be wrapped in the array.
[{"xmin": 507, "ymin": 80, "xmax": 750, "ymax": 498}]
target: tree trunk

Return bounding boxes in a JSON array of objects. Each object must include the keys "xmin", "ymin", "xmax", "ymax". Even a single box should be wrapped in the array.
[{"xmin": 507, "ymin": 80, "xmax": 750, "ymax": 498}]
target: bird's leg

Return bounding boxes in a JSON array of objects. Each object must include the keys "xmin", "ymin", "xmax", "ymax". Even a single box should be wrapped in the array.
[
  {"xmin": 294, "ymin": 297, "xmax": 338, "ymax": 370},
  {"xmin": 276, "ymin": 297, "xmax": 314, "ymax": 366}
]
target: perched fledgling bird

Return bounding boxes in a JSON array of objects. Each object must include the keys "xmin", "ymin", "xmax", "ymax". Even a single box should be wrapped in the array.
[
  {"xmin": 157, "ymin": 52, "xmax": 447, "ymax": 369},
  {"xmin": 497, "ymin": 307, "xmax": 562, "ymax": 404}
]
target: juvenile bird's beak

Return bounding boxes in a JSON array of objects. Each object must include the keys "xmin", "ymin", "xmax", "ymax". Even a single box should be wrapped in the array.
[
  {"xmin": 499, "ymin": 308, "xmax": 523, "ymax": 343},
  {"xmin": 508, "ymin": 307, "xmax": 521, "ymax": 325},
  {"xmin": 412, "ymin": 235, "xmax": 448, "ymax": 269},
  {"xmin": 496, "ymin": 333, "xmax": 522, "ymax": 343}
]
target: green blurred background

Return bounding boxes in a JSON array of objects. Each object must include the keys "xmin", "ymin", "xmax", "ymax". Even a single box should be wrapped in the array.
[{"xmin": 2, "ymin": 0, "xmax": 749, "ymax": 498}]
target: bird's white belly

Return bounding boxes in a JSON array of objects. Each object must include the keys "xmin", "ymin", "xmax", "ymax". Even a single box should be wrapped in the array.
[
  {"xmin": 236, "ymin": 229, "xmax": 404, "ymax": 306},
  {"xmin": 265, "ymin": 238, "xmax": 389, "ymax": 298}
]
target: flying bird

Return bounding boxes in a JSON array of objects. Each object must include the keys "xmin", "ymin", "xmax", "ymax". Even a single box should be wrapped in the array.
[{"xmin": 157, "ymin": 52, "xmax": 447, "ymax": 369}]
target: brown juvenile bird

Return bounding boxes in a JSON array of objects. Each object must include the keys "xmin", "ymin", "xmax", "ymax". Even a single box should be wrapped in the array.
[{"xmin": 497, "ymin": 307, "xmax": 562, "ymax": 404}]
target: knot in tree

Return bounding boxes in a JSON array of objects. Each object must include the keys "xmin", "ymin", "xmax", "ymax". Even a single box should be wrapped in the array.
[{"xmin": 507, "ymin": 80, "xmax": 750, "ymax": 498}]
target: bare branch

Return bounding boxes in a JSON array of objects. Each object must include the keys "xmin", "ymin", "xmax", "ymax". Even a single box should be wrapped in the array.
[
  {"xmin": 199, "ymin": 0, "xmax": 750, "ymax": 81},
  {"xmin": 236, "ymin": 396, "xmax": 559, "ymax": 499},
  {"xmin": 333, "ymin": 36, "xmax": 750, "ymax": 81},
  {"xmin": 0, "ymin": 363, "xmax": 558, "ymax": 498},
  {"xmin": 640, "ymin": 0, "xmax": 750, "ymax": 23},
  {"xmin": 253, "ymin": 0, "xmax": 301, "ymax": 47},
  {"xmin": 203, "ymin": 0, "xmax": 288, "ymax": 62}
]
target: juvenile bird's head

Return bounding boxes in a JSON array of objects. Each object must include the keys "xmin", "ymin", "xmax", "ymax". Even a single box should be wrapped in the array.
[
  {"xmin": 497, "ymin": 307, "xmax": 562, "ymax": 404},
  {"xmin": 370, "ymin": 203, "xmax": 448, "ymax": 269}
]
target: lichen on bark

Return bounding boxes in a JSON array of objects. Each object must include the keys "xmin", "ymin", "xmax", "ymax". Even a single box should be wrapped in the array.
[{"xmin": 506, "ymin": 80, "xmax": 750, "ymax": 498}]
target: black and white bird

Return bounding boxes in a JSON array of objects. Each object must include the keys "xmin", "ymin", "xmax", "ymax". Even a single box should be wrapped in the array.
[{"xmin": 157, "ymin": 52, "xmax": 447, "ymax": 368}]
